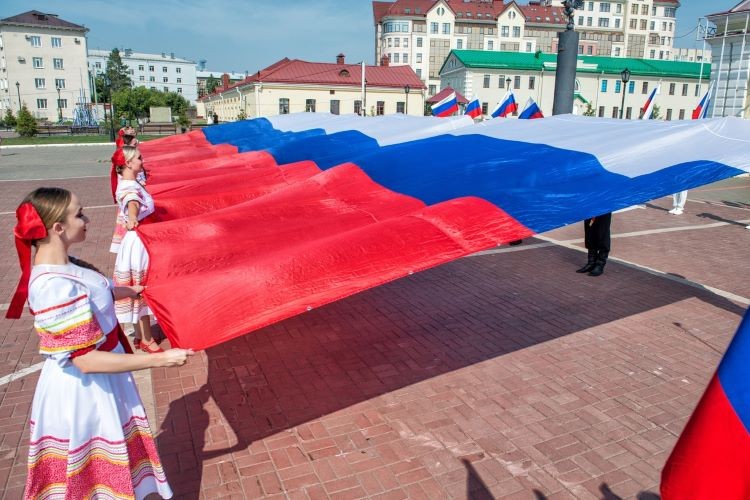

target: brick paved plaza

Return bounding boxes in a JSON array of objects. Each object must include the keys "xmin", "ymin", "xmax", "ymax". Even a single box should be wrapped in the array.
[{"xmin": 1, "ymin": 145, "xmax": 749, "ymax": 499}]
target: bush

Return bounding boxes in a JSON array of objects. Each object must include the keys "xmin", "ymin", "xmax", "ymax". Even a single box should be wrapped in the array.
[
  {"xmin": 16, "ymin": 104, "xmax": 38, "ymax": 137},
  {"xmin": 4, "ymin": 108, "xmax": 16, "ymax": 128}
]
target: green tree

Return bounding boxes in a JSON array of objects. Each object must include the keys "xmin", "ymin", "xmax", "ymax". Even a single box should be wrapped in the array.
[
  {"xmin": 582, "ymin": 103, "xmax": 596, "ymax": 117},
  {"xmin": 205, "ymin": 75, "xmax": 220, "ymax": 94},
  {"xmin": 4, "ymin": 108, "xmax": 17, "ymax": 128},
  {"xmin": 95, "ymin": 49, "xmax": 132, "ymax": 103},
  {"xmin": 651, "ymin": 104, "xmax": 662, "ymax": 120},
  {"xmin": 16, "ymin": 104, "xmax": 37, "ymax": 137},
  {"xmin": 237, "ymin": 109, "xmax": 247, "ymax": 120}
]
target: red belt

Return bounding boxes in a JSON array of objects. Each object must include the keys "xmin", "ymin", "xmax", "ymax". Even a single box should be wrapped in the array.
[{"xmin": 71, "ymin": 324, "xmax": 133, "ymax": 358}]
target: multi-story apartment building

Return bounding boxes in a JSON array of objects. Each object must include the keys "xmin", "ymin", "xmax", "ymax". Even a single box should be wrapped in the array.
[
  {"xmin": 373, "ymin": 0, "xmax": 681, "ymax": 96},
  {"xmin": 703, "ymin": 1, "xmax": 749, "ymax": 118},
  {"xmin": 440, "ymin": 49, "xmax": 709, "ymax": 120},
  {"xmin": 88, "ymin": 49, "xmax": 198, "ymax": 102},
  {"xmin": 196, "ymin": 70, "xmax": 246, "ymax": 99},
  {"xmin": 0, "ymin": 10, "xmax": 90, "ymax": 121}
]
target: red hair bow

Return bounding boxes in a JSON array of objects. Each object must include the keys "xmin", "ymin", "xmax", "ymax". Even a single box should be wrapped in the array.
[
  {"xmin": 110, "ymin": 148, "xmax": 127, "ymax": 202},
  {"xmin": 6, "ymin": 203, "xmax": 48, "ymax": 319}
]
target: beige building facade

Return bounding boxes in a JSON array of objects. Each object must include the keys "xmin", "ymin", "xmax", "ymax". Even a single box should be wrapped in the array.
[
  {"xmin": 0, "ymin": 10, "xmax": 90, "ymax": 121},
  {"xmin": 201, "ymin": 56, "xmax": 425, "ymax": 122}
]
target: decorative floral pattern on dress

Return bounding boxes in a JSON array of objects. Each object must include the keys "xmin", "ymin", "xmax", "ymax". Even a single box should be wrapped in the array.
[{"xmin": 31, "ymin": 294, "xmax": 104, "ymax": 355}]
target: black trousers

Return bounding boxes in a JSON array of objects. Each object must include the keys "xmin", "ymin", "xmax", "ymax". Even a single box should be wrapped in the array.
[{"xmin": 583, "ymin": 212, "xmax": 611, "ymax": 253}]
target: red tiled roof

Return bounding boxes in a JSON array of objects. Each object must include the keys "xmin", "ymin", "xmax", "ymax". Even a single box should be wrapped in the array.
[
  {"xmin": 520, "ymin": 4, "xmax": 566, "ymax": 25},
  {"xmin": 205, "ymin": 57, "xmax": 425, "ymax": 99},
  {"xmin": 0, "ymin": 10, "xmax": 87, "ymax": 31},
  {"xmin": 373, "ymin": 0, "xmax": 512, "ymax": 23},
  {"xmin": 426, "ymin": 86, "xmax": 469, "ymax": 104}
]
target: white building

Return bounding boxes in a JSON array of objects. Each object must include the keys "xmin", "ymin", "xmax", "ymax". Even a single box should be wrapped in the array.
[
  {"xmin": 201, "ymin": 54, "xmax": 425, "ymax": 122},
  {"xmin": 440, "ymin": 49, "xmax": 710, "ymax": 120},
  {"xmin": 88, "ymin": 49, "xmax": 198, "ymax": 102},
  {"xmin": 704, "ymin": 0, "xmax": 750, "ymax": 118},
  {"xmin": 373, "ymin": 0, "xmax": 682, "ymax": 97},
  {"xmin": 0, "ymin": 10, "xmax": 90, "ymax": 121},
  {"xmin": 196, "ymin": 70, "xmax": 245, "ymax": 99}
]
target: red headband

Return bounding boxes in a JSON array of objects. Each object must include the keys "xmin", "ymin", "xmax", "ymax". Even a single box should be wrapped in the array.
[
  {"xmin": 6, "ymin": 203, "xmax": 48, "ymax": 319},
  {"xmin": 110, "ymin": 149, "xmax": 127, "ymax": 202}
]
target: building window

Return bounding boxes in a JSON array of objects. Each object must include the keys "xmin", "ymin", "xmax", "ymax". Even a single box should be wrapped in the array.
[
  {"xmin": 481, "ymin": 102, "xmax": 488, "ymax": 115},
  {"xmin": 695, "ymin": 84, "xmax": 700, "ymax": 96},
  {"xmin": 429, "ymin": 85, "xmax": 436, "ymax": 95},
  {"xmin": 616, "ymin": 4, "xmax": 622, "ymax": 13},
  {"xmin": 526, "ymin": 42, "xmax": 533, "ymax": 52},
  {"xmin": 529, "ymin": 76, "xmax": 535, "ymax": 90},
  {"xmin": 588, "ymin": 1, "xmax": 594, "ymax": 11},
  {"xmin": 149, "ymin": 76, "xmax": 155, "ymax": 82},
  {"xmin": 628, "ymin": 81, "xmax": 635, "ymax": 93},
  {"xmin": 403, "ymin": 38, "xmax": 408, "ymax": 47},
  {"xmin": 58, "ymin": 98, "xmax": 68, "ymax": 109},
  {"xmin": 650, "ymin": 50, "xmax": 656, "ymax": 58},
  {"xmin": 457, "ymin": 39, "xmax": 463, "ymax": 49},
  {"xmin": 512, "ymin": 26, "xmax": 520, "ymax": 38},
  {"xmin": 501, "ymin": 25, "xmax": 509, "ymax": 37},
  {"xmin": 578, "ymin": 15, "xmax": 584, "ymax": 25},
  {"xmin": 150, "ymin": 87, "xmax": 156, "ymax": 91},
  {"xmin": 487, "ymin": 40, "xmax": 493, "ymax": 50},
  {"xmin": 140, "ymin": 76, "xmax": 145, "ymax": 81},
  {"xmin": 394, "ymin": 38, "xmax": 400, "ymax": 48},
  {"xmin": 376, "ymin": 101, "xmax": 385, "ymax": 115},
  {"xmin": 53, "ymin": 58, "xmax": 63, "ymax": 70},
  {"xmin": 330, "ymin": 99, "xmax": 340, "ymax": 115},
  {"xmin": 612, "ymin": 107, "xmax": 619, "ymax": 118},
  {"xmin": 139, "ymin": 65, "xmax": 144, "ymax": 71},
  {"xmin": 177, "ymin": 88, "xmax": 182, "ymax": 94},
  {"xmin": 305, "ymin": 99, "xmax": 316, "ymax": 112},
  {"xmin": 279, "ymin": 98, "xmax": 290, "ymax": 114},
  {"xmin": 95, "ymin": 62, "xmax": 101, "ymax": 69},
  {"xmin": 416, "ymin": 68, "xmax": 422, "ymax": 78},
  {"xmin": 669, "ymin": 83, "xmax": 676, "ymax": 95},
  {"xmin": 614, "ymin": 47, "xmax": 621, "ymax": 57},
  {"xmin": 149, "ymin": 65, "xmax": 154, "ymax": 71},
  {"xmin": 35, "ymin": 78, "xmax": 46, "ymax": 89},
  {"xmin": 396, "ymin": 102, "xmax": 405, "ymax": 113},
  {"xmin": 393, "ymin": 53, "xmax": 399, "ymax": 63},
  {"xmin": 417, "ymin": 37, "xmax": 423, "ymax": 47},
  {"xmin": 678, "ymin": 109, "xmax": 685, "ymax": 120},
  {"xmin": 176, "ymin": 67, "xmax": 182, "ymax": 73},
  {"xmin": 163, "ymin": 86, "xmax": 168, "ymax": 92},
  {"xmin": 55, "ymin": 78, "xmax": 65, "ymax": 89},
  {"xmin": 640, "ymin": 19, "xmax": 647, "ymax": 30},
  {"xmin": 629, "ymin": 19, "xmax": 637, "ymax": 29},
  {"xmin": 587, "ymin": 46, "xmax": 593, "ymax": 55},
  {"xmin": 615, "ymin": 18, "xmax": 620, "ymax": 28},
  {"xmin": 163, "ymin": 66, "xmax": 168, "ymax": 72},
  {"xmin": 514, "ymin": 76, "xmax": 521, "ymax": 89},
  {"xmin": 600, "ymin": 2, "xmax": 611, "ymax": 12},
  {"xmin": 51, "ymin": 36, "xmax": 62, "ymax": 48},
  {"xmin": 416, "ymin": 53, "xmax": 422, "ymax": 63},
  {"xmin": 387, "ymin": 38, "xmax": 392, "ymax": 48},
  {"xmin": 354, "ymin": 100, "xmax": 362, "ymax": 115},
  {"xmin": 483, "ymin": 74, "xmax": 490, "ymax": 88},
  {"xmin": 177, "ymin": 78, "xmax": 182, "ymax": 83},
  {"xmin": 430, "ymin": 22, "xmax": 438, "ymax": 34},
  {"xmin": 651, "ymin": 21, "xmax": 656, "ymax": 31},
  {"xmin": 442, "ymin": 23, "xmax": 450, "ymax": 34},
  {"xmin": 682, "ymin": 83, "xmax": 688, "ymax": 96},
  {"xmin": 30, "ymin": 35, "xmax": 41, "ymax": 47},
  {"xmin": 598, "ymin": 18, "xmax": 609, "ymax": 28},
  {"xmin": 163, "ymin": 77, "xmax": 168, "ymax": 83},
  {"xmin": 33, "ymin": 57, "xmax": 43, "ymax": 68},
  {"xmin": 587, "ymin": 17, "xmax": 593, "ymax": 27},
  {"xmin": 598, "ymin": 106, "xmax": 605, "ymax": 117},
  {"xmin": 666, "ymin": 108, "xmax": 673, "ymax": 120},
  {"xmin": 642, "ymin": 82, "xmax": 648, "ymax": 94},
  {"xmin": 37, "ymin": 98, "xmax": 48, "ymax": 109},
  {"xmin": 615, "ymin": 80, "xmax": 621, "ymax": 93},
  {"xmin": 601, "ymin": 80, "xmax": 608, "ymax": 92},
  {"xmin": 499, "ymin": 75, "xmax": 506, "ymax": 88}
]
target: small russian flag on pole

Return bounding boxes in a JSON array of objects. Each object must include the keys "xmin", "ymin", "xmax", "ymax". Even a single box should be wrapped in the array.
[
  {"xmin": 464, "ymin": 97, "xmax": 482, "ymax": 118},
  {"xmin": 518, "ymin": 97, "xmax": 544, "ymax": 120},
  {"xmin": 432, "ymin": 92, "xmax": 459, "ymax": 117},
  {"xmin": 641, "ymin": 84, "xmax": 660, "ymax": 119},
  {"xmin": 491, "ymin": 91, "xmax": 517, "ymax": 118},
  {"xmin": 692, "ymin": 83, "xmax": 713, "ymax": 119}
]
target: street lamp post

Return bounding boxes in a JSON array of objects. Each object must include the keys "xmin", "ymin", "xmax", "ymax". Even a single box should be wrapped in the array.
[
  {"xmin": 619, "ymin": 68, "xmax": 631, "ymax": 119},
  {"xmin": 56, "ymin": 84, "xmax": 62, "ymax": 123},
  {"xmin": 404, "ymin": 84, "xmax": 410, "ymax": 115},
  {"xmin": 15, "ymin": 81, "xmax": 21, "ymax": 112},
  {"xmin": 103, "ymin": 75, "xmax": 115, "ymax": 141},
  {"xmin": 506, "ymin": 77, "xmax": 512, "ymax": 89}
]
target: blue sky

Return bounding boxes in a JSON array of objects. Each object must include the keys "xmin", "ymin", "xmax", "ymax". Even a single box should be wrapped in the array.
[{"xmin": 0, "ymin": 1, "xmax": 739, "ymax": 72}]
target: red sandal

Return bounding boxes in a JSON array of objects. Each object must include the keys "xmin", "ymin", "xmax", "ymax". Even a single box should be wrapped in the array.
[{"xmin": 139, "ymin": 339, "xmax": 164, "ymax": 353}]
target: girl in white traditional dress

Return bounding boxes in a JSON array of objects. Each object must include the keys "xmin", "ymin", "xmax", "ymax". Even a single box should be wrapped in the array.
[
  {"xmin": 5, "ymin": 187, "xmax": 193, "ymax": 499},
  {"xmin": 113, "ymin": 146, "xmax": 160, "ymax": 353},
  {"xmin": 110, "ymin": 128, "xmax": 143, "ymax": 254}
]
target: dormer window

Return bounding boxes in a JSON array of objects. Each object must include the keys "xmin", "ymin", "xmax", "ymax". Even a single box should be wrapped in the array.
[{"xmin": 339, "ymin": 69, "xmax": 350, "ymax": 77}]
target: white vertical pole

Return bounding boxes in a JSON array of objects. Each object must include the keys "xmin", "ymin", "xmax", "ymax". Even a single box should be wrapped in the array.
[
  {"xmin": 361, "ymin": 61, "xmax": 366, "ymax": 116},
  {"xmin": 713, "ymin": 16, "xmax": 729, "ymax": 117}
]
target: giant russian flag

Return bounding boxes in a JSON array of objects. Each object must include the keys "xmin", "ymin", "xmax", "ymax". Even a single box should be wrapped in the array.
[
  {"xmin": 692, "ymin": 83, "xmax": 713, "ymax": 119},
  {"xmin": 642, "ymin": 84, "xmax": 660, "ymax": 119},
  {"xmin": 661, "ymin": 309, "xmax": 750, "ymax": 498},
  {"xmin": 431, "ymin": 92, "xmax": 458, "ymax": 117},
  {"xmin": 518, "ymin": 97, "xmax": 544, "ymax": 120},
  {"xmin": 135, "ymin": 113, "xmax": 750, "ymax": 350},
  {"xmin": 491, "ymin": 91, "xmax": 517, "ymax": 118}
]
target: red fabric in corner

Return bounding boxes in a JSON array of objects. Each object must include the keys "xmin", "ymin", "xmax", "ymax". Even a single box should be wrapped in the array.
[
  {"xmin": 661, "ymin": 375, "xmax": 750, "ymax": 499},
  {"xmin": 138, "ymin": 162, "xmax": 533, "ymax": 350}
]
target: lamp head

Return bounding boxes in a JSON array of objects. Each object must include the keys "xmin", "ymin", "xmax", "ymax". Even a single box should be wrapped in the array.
[{"xmin": 621, "ymin": 68, "xmax": 631, "ymax": 83}]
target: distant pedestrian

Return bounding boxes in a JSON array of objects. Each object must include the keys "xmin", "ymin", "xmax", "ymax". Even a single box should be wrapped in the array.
[
  {"xmin": 669, "ymin": 190, "xmax": 688, "ymax": 215},
  {"xmin": 576, "ymin": 212, "xmax": 612, "ymax": 277}
]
